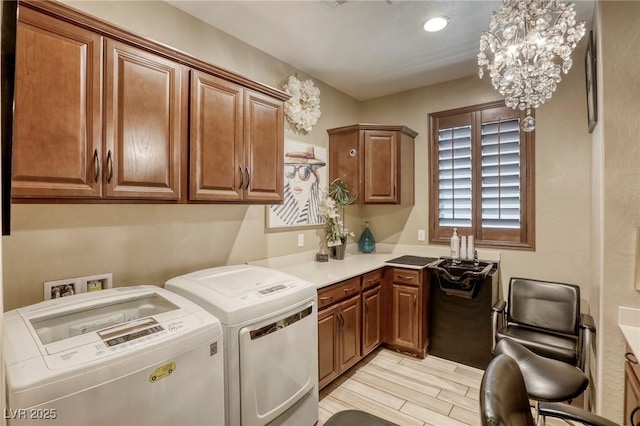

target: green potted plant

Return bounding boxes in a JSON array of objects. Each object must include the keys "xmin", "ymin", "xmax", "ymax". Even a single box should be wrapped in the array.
[{"xmin": 319, "ymin": 178, "xmax": 357, "ymax": 259}]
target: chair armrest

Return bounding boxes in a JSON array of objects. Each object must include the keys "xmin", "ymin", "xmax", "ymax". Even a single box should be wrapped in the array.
[
  {"xmin": 580, "ymin": 313, "xmax": 596, "ymax": 332},
  {"xmin": 491, "ymin": 300, "xmax": 507, "ymax": 352},
  {"xmin": 538, "ymin": 402, "xmax": 618, "ymax": 426},
  {"xmin": 492, "ymin": 300, "xmax": 506, "ymax": 313}
]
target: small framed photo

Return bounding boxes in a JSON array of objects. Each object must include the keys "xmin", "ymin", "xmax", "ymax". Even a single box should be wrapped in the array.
[{"xmin": 585, "ymin": 30, "xmax": 597, "ymax": 133}]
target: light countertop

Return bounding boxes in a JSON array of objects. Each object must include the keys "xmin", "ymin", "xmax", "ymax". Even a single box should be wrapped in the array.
[
  {"xmin": 619, "ymin": 306, "xmax": 640, "ymax": 356},
  {"xmin": 249, "ymin": 243, "xmax": 501, "ymax": 290}
]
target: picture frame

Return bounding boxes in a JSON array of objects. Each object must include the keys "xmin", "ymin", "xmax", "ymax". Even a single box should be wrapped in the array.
[
  {"xmin": 265, "ymin": 141, "xmax": 327, "ymax": 230},
  {"xmin": 585, "ymin": 30, "xmax": 597, "ymax": 133}
]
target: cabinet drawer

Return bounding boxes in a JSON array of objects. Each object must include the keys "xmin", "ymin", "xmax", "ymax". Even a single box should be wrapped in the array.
[
  {"xmin": 392, "ymin": 269, "xmax": 420, "ymax": 286},
  {"xmin": 318, "ymin": 277, "xmax": 361, "ymax": 309},
  {"xmin": 362, "ymin": 270, "xmax": 382, "ymax": 290}
]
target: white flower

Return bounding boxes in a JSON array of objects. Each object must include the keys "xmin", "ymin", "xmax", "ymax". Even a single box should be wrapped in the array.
[
  {"xmin": 318, "ymin": 189, "xmax": 354, "ymax": 247},
  {"xmin": 282, "ymin": 75, "xmax": 321, "ymax": 134}
]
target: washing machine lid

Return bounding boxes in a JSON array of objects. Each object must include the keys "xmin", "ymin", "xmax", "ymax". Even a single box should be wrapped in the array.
[
  {"xmin": 165, "ymin": 265, "xmax": 316, "ymax": 324},
  {"xmin": 4, "ymin": 286, "xmax": 222, "ymax": 374}
]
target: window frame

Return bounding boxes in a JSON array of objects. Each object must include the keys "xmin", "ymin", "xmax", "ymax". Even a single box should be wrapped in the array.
[{"xmin": 428, "ymin": 100, "xmax": 535, "ymax": 250}]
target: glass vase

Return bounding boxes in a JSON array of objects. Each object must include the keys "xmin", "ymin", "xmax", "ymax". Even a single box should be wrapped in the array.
[{"xmin": 358, "ymin": 221, "xmax": 376, "ymax": 253}]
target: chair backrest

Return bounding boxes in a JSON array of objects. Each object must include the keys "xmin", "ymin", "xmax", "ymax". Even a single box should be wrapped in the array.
[
  {"xmin": 480, "ymin": 354, "xmax": 536, "ymax": 426},
  {"xmin": 507, "ymin": 278, "xmax": 580, "ymax": 336}
]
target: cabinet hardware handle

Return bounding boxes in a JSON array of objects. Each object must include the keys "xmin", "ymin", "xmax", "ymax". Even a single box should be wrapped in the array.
[
  {"xmin": 413, "ymin": 295, "xmax": 417, "ymax": 305},
  {"xmin": 239, "ymin": 167, "xmax": 244, "ymax": 189},
  {"xmin": 398, "ymin": 275, "xmax": 413, "ymax": 281},
  {"xmin": 245, "ymin": 167, "xmax": 250, "ymax": 190},
  {"xmin": 626, "ymin": 352, "xmax": 638, "ymax": 364},
  {"xmin": 343, "ymin": 287, "xmax": 355, "ymax": 293},
  {"xmin": 367, "ymin": 278, "xmax": 377, "ymax": 283},
  {"xmin": 93, "ymin": 149, "xmax": 100, "ymax": 183},
  {"xmin": 106, "ymin": 151, "xmax": 113, "ymax": 183},
  {"xmin": 319, "ymin": 295, "xmax": 333, "ymax": 301},
  {"xmin": 364, "ymin": 301, "xmax": 368, "ymax": 316},
  {"xmin": 337, "ymin": 312, "xmax": 344, "ymax": 332},
  {"xmin": 630, "ymin": 406, "xmax": 640, "ymax": 426}
]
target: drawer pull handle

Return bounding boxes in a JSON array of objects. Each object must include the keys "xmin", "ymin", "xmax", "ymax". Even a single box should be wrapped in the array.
[
  {"xmin": 626, "ymin": 352, "xmax": 638, "ymax": 364},
  {"xmin": 106, "ymin": 150, "xmax": 113, "ymax": 183},
  {"xmin": 367, "ymin": 278, "xmax": 378, "ymax": 282},
  {"xmin": 245, "ymin": 166, "xmax": 250, "ymax": 190},
  {"xmin": 93, "ymin": 149, "xmax": 100, "ymax": 182},
  {"xmin": 319, "ymin": 295, "xmax": 333, "ymax": 301},
  {"xmin": 414, "ymin": 295, "xmax": 417, "ymax": 305},
  {"xmin": 398, "ymin": 275, "xmax": 413, "ymax": 280},
  {"xmin": 630, "ymin": 406, "xmax": 640, "ymax": 426},
  {"xmin": 343, "ymin": 287, "xmax": 355, "ymax": 293}
]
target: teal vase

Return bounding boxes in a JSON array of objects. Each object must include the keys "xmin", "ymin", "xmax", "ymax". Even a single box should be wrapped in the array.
[{"xmin": 358, "ymin": 222, "xmax": 376, "ymax": 253}]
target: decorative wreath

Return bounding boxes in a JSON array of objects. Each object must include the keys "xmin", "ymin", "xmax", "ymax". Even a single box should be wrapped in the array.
[{"xmin": 282, "ymin": 75, "xmax": 321, "ymax": 134}]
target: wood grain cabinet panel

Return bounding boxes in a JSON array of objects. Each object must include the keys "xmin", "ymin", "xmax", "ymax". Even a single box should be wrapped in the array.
[
  {"xmin": 105, "ymin": 40, "xmax": 185, "ymax": 200},
  {"xmin": 362, "ymin": 285, "xmax": 381, "ymax": 356},
  {"xmin": 391, "ymin": 283, "xmax": 420, "ymax": 350},
  {"xmin": 318, "ymin": 304, "xmax": 340, "ymax": 389},
  {"xmin": 243, "ymin": 90, "xmax": 284, "ymax": 202},
  {"xmin": 338, "ymin": 295, "xmax": 362, "ymax": 373},
  {"xmin": 328, "ymin": 124, "xmax": 417, "ymax": 205},
  {"xmin": 12, "ymin": 8, "xmax": 103, "ymax": 198},
  {"xmin": 189, "ymin": 70, "xmax": 243, "ymax": 201}
]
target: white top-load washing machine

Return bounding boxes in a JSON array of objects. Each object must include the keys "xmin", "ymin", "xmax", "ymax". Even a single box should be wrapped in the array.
[
  {"xmin": 3, "ymin": 285, "xmax": 225, "ymax": 426},
  {"xmin": 165, "ymin": 265, "xmax": 318, "ymax": 426}
]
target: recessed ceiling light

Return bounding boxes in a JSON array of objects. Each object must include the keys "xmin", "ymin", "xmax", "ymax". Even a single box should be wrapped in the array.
[{"xmin": 423, "ymin": 16, "xmax": 449, "ymax": 32}]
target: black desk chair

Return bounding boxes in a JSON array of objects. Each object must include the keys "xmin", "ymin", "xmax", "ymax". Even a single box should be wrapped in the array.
[
  {"xmin": 492, "ymin": 277, "xmax": 596, "ymax": 410},
  {"xmin": 480, "ymin": 354, "xmax": 618, "ymax": 426}
]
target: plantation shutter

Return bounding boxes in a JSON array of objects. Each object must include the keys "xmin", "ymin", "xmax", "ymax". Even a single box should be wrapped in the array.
[
  {"xmin": 429, "ymin": 101, "xmax": 534, "ymax": 249},
  {"xmin": 438, "ymin": 125, "xmax": 472, "ymax": 228},
  {"xmin": 480, "ymin": 117, "xmax": 521, "ymax": 229}
]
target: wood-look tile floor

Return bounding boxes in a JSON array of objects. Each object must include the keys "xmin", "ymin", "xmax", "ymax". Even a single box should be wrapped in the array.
[{"xmin": 318, "ymin": 347, "xmax": 570, "ymax": 426}]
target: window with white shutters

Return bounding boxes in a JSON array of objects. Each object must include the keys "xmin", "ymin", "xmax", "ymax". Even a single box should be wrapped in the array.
[{"xmin": 429, "ymin": 101, "xmax": 535, "ymax": 250}]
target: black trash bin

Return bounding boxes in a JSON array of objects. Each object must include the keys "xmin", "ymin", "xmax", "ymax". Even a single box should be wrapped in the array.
[{"xmin": 427, "ymin": 260, "xmax": 498, "ymax": 369}]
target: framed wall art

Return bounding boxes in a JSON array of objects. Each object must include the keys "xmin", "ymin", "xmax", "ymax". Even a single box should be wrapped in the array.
[
  {"xmin": 585, "ymin": 30, "xmax": 597, "ymax": 133},
  {"xmin": 266, "ymin": 140, "xmax": 327, "ymax": 230}
]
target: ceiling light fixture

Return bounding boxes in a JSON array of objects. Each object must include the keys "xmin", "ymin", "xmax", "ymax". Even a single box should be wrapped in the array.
[
  {"xmin": 423, "ymin": 16, "xmax": 449, "ymax": 32},
  {"xmin": 477, "ymin": 0, "xmax": 585, "ymax": 132}
]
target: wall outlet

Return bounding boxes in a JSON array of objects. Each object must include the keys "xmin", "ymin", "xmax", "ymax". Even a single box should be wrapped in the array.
[
  {"xmin": 297, "ymin": 233, "xmax": 304, "ymax": 247},
  {"xmin": 418, "ymin": 229, "xmax": 426, "ymax": 241},
  {"xmin": 44, "ymin": 278, "xmax": 81, "ymax": 300}
]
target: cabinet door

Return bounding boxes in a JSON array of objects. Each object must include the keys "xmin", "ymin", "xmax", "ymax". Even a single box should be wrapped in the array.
[
  {"xmin": 363, "ymin": 130, "xmax": 397, "ymax": 204},
  {"xmin": 391, "ymin": 284, "xmax": 419, "ymax": 350},
  {"xmin": 105, "ymin": 40, "xmax": 185, "ymax": 200},
  {"xmin": 328, "ymin": 129, "xmax": 361, "ymax": 203},
  {"xmin": 243, "ymin": 90, "xmax": 283, "ymax": 202},
  {"xmin": 338, "ymin": 295, "xmax": 362, "ymax": 373},
  {"xmin": 189, "ymin": 70, "xmax": 243, "ymax": 201},
  {"xmin": 318, "ymin": 304, "xmax": 340, "ymax": 389},
  {"xmin": 362, "ymin": 285, "xmax": 381, "ymax": 356},
  {"xmin": 13, "ymin": 8, "xmax": 102, "ymax": 198}
]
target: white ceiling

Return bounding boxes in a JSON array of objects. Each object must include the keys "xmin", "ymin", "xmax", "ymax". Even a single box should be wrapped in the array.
[{"xmin": 166, "ymin": 0, "xmax": 594, "ymax": 101}]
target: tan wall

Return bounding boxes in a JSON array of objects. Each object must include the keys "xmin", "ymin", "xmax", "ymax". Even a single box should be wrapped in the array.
[
  {"xmin": 594, "ymin": 1, "xmax": 640, "ymax": 420},
  {"xmin": 2, "ymin": 1, "xmax": 361, "ymax": 310},
  {"xmin": 360, "ymin": 63, "xmax": 593, "ymax": 298}
]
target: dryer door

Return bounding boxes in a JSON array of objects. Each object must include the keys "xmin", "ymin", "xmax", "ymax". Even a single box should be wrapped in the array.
[{"xmin": 238, "ymin": 300, "xmax": 318, "ymax": 425}]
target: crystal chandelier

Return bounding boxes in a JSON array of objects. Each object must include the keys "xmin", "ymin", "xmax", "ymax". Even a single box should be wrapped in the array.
[{"xmin": 478, "ymin": 0, "xmax": 585, "ymax": 132}]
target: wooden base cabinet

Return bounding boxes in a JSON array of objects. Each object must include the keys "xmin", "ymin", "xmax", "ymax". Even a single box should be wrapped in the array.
[
  {"xmin": 317, "ymin": 277, "xmax": 362, "ymax": 389},
  {"xmin": 388, "ymin": 268, "xmax": 429, "ymax": 357},
  {"xmin": 625, "ymin": 350, "xmax": 640, "ymax": 426},
  {"xmin": 362, "ymin": 270, "xmax": 382, "ymax": 357}
]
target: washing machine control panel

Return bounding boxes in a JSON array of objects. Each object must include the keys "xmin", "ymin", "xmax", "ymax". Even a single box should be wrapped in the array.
[{"xmin": 41, "ymin": 314, "xmax": 203, "ymax": 370}]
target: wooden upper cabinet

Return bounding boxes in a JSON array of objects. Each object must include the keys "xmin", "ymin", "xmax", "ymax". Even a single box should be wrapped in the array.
[
  {"xmin": 12, "ymin": 7, "xmax": 103, "ymax": 198},
  {"xmin": 243, "ymin": 90, "xmax": 284, "ymax": 203},
  {"xmin": 104, "ymin": 40, "xmax": 186, "ymax": 200},
  {"xmin": 189, "ymin": 70, "xmax": 244, "ymax": 201},
  {"xmin": 328, "ymin": 124, "xmax": 417, "ymax": 205}
]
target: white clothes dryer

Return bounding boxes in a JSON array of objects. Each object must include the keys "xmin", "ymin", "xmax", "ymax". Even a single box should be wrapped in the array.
[
  {"xmin": 165, "ymin": 265, "xmax": 318, "ymax": 426},
  {"xmin": 3, "ymin": 286, "xmax": 225, "ymax": 426}
]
